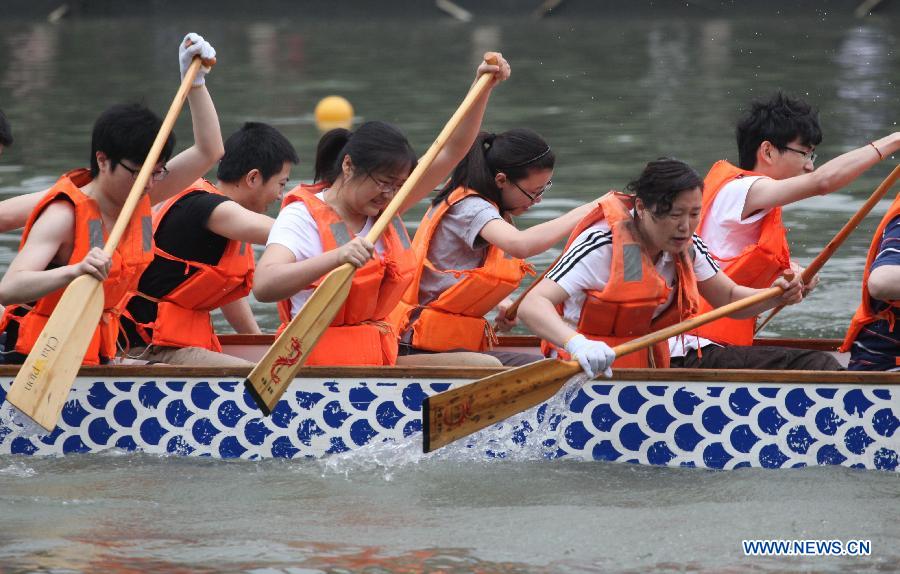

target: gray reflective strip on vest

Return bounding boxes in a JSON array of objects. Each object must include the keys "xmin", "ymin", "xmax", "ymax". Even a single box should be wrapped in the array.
[
  {"xmin": 330, "ymin": 222, "xmax": 352, "ymax": 246},
  {"xmin": 623, "ymin": 244, "xmax": 643, "ymax": 282},
  {"xmin": 239, "ymin": 242, "xmax": 246, "ymax": 255},
  {"xmin": 88, "ymin": 219, "xmax": 104, "ymax": 249},
  {"xmin": 391, "ymin": 217, "xmax": 411, "ymax": 249},
  {"xmin": 142, "ymin": 216, "xmax": 152, "ymax": 252}
]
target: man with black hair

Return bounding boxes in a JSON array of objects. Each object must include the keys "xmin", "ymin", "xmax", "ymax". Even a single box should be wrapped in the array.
[
  {"xmin": 0, "ymin": 33, "xmax": 223, "ymax": 366},
  {"xmin": 120, "ymin": 122, "xmax": 298, "ymax": 366},
  {"xmin": 669, "ymin": 91, "xmax": 900, "ymax": 370}
]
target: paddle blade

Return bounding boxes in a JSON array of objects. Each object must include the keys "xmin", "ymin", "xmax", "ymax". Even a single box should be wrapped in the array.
[
  {"xmin": 5, "ymin": 275, "xmax": 104, "ymax": 431},
  {"xmin": 244, "ymin": 265, "xmax": 355, "ymax": 415},
  {"xmin": 422, "ymin": 358, "xmax": 581, "ymax": 452}
]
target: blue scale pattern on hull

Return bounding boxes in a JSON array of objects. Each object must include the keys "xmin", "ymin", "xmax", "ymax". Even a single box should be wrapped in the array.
[{"xmin": 1, "ymin": 377, "xmax": 899, "ymax": 471}]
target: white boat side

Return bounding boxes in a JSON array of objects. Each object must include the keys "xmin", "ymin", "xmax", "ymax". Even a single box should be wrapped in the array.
[{"xmin": 2, "ymin": 336, "xmax": 899, "ymax": 471}]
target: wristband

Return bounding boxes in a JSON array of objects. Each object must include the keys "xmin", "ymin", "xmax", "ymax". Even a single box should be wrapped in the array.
[{"xmin": 870, "ymin": 142, "xmax": 884, "ymax": 161}]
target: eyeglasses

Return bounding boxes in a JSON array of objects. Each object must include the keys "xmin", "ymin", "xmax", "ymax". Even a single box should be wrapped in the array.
[
  {"xmin": 367, "ymin": 173, "xmax": 404, "ymax": 195},
  {"xmin": 782, "ymin": 146, "xmax": 817, "ymax": 164},
  {"xmin": 116, "ymin": 160, "xmax": 170, "ymax": 182},
  {"xmin": 511, "ymin": 179, "xmax": 552, "ymax": 202}
]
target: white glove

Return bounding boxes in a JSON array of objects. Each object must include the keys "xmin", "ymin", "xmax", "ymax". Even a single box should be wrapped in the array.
[
  {"xmin": 179, "ymin": 33, "xmax": 216, "ymax": 87},
  {"xmin": 564, "ymin": 334, "xmax": 615, "ymax": 379}
]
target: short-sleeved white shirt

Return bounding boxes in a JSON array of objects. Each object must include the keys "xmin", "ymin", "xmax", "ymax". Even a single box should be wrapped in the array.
[
  {"xmin": 546, "ymin": 220, "xmax": 720, "ymax": 331},
  {"xmin": 266, "ymin": 191, "xmax": 385, "ymax": 318},
  {"xmin": 697, "ymin": 175, "xmax": 769, "ymax": 261}
]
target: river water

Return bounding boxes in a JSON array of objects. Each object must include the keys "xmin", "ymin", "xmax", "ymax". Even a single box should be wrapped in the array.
[{"xmin": 1, "ymin": 6, "xmax": 899, "ymax": 573}]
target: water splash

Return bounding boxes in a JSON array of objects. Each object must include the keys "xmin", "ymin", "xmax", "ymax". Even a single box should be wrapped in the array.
[
  {"xmin": 321, "ymin": 374, "xmax": 589, "ymax": 479},
  {"xmin": 0, "ymin": 402, "xmax": 49, "ymax": 439},
  {"xmin": 0, "ymin": 460, "xmax": 37, "ymax": 477}
]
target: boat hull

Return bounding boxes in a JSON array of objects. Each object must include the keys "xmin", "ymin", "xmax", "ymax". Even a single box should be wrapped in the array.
[{"xmin": 2, "ymin": 366, "xmax": 899, "ymax": 471}]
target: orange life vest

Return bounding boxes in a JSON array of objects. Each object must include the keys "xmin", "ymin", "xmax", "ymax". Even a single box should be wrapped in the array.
[
  {"xmin": 389, "ymin": 187, "xmax": 534, "ymax": 352},
  {"xmin": 276, "ymin": 186, "xmax": 417, "ymax": 365},
  {"xmin": 840, "ymin": 193, "xmax": 900, "ymax": 356},
  {"xmin": 542, "ymin": 192, "xmax": 701, "ymax": 368},
  {"xmin": 125, "ymin": 179, "xmax": 256, "ymax": 352},
  {"xmin": 0, "ymin": 169, "xmax": 154, "ymax": 364},
  {"xmin": 692, "ymin": 160, "xmax": 790, "ymax": 346}
]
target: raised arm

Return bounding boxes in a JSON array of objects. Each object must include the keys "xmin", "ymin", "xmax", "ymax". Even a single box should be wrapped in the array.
[
  {"xmin": 149, "ymin": 33, "xmax": 224, "ymax": 206},
  {"xmin": 399, "ymin": 52, "xmax": 511, "ymax": 214},
  {"xmin": 743, "ymin": 132, "xmax": 900, "ymax": 217},
  {"xmin": 479, "ymin": 200, "xmax": 597, "ymax": 259}
]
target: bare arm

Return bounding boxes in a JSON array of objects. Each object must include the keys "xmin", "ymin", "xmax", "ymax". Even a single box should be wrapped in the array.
[
  {"xmin": 205, "ymin": 201, "xmax": 273, "ymax": 245},
  {"xmin": 399, "ymin": 53, "xmax": 511, "ymax": 214},
  {"xmin": 697, "ymin": 271, "xmax": 802, "ymax": 318},
  {"xmin": 0, "ymin": 191, "xmax": 45, "ymax": 233},
  {"xmin": 0, "ymin": 201, "xmax": 111, "ymax": 304},
  {"xmin": 868, "ymin": 266, "xmax": 900, "ymax": 301},
  {"xmin": 252, "ymin": 240, "xmax": 372, "ymax": 303},
  {"xmin": 743, "ymin": 132, "xmax": 900, "ymax": 217},
  {"xmin": 518, "ymin": 278, "xmax": 579, "ymax": 348},
  {"xmin": 478, "ymin": 201, "xmax": 597, "ymax": 259},
  {"xmin": 220, "ymin": 298, "xmax": 261, "ymax": 334},
  {"xmin": 148, "ymin": 85, "xmax": 224, "ymax": 206}
]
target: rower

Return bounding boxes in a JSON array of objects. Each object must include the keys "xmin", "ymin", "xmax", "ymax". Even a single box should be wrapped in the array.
[
  {"xmin": 841, "ymin": 190, "xmax": 900, "ymax": 370},
  {"xmin": 252, "ymin": 53, "xmax": 511, "ymax": 368},
  {"xmin": 118, "ymin": 123, "xmax": 298, "ymax": 366},
  {"xmin": 0, "ymin": 33, "xmax": 223, "ymax": 366},
  {"xmin": 390, "ymin": 128, "xmax": 600, "ymax": 366},
  {"xmin": 518, "ymin": 158, "xmax": 805, "ymax": 377},
  {"xmin": 670, "ymin": 91, "xmax": 899, "ymax": 370}
]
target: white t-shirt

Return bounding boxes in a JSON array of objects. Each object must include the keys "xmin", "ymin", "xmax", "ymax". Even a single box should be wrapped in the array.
[
  {"xmin": 668, "ymin": 174, "xmax": 770, "ymax": 357},
  {"xmin": 266, "ymin": 191, "xmax": 385, "ymax": 318},
  {"xmin": 546, "ymin": 220, "xmax": 720, "ymax": 333},
  {"xmin": 697, "ymin": 175, "xmax": 768, "ymax": 260}
]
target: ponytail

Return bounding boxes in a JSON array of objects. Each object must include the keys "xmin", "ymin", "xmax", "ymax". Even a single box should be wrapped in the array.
[
  {"xmin": 313, "ymin": 128, "xmax": 351, "ymax": 184},
  {"xmin": 433, "ymin": 128, "xmax": 555, "ymax": 212}
]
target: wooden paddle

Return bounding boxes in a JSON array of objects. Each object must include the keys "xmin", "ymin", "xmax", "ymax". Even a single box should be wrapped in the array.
[
  {"xmin": 244, "ymin": 60, "xmax": 500, "ymax": 415},
  {"xmin": 423, "ymin": 280, "xmax": 792, "ymax": 452},
  {"xmin": 499, "ymin": 256, "xmax": 558, "ymax": 324},
  {"xmin": 754, "ymin": 163, "xmax": 900, "ymax": 335},
  {"xmin": 4, "ymin": 58, "xmax": 204, "ymax": 431}
]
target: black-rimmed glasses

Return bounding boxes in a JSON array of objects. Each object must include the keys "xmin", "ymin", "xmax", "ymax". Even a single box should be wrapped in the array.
[
  {"xmin": 116, "ymin": 160, "xmax": 170, "ymax": 182},
  {"xmin": 782, "ymin": 146, "xmax": 817, "ymax": 164},
  {"xmin": 367, "ymin": 173, "xmax": 404, "ymax": 195},
  {"xmin": 511, "ymin": 179, "xmax": 552, "ymax": 202}
]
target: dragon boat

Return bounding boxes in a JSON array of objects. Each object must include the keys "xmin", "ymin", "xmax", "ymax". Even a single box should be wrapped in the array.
[{"xmin": 1, "ymin": 335, "xmax": 899, "ymax": 472}]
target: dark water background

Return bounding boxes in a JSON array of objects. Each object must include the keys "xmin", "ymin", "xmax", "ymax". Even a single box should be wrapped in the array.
[{"xmin": 1, "ymin": 4, "xmax": 899, "ymax": 573}]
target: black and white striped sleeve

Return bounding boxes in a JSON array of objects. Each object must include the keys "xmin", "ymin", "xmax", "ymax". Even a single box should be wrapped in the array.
[
  {"xmin": 692, "ymin": 233, "xmax": 720, "ymax": 280},
  {"xmin": 547, "ymin": 228, "xmax": 613, "ymax": 284}
]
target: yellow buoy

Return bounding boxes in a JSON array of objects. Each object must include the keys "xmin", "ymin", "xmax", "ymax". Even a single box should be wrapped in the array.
[{"xmin": 314, "ymin": 96, "xmax": 354, "ymax": 132}]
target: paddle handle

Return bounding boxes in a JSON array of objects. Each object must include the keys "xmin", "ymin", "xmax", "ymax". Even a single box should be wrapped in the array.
[
  {"xmin": 102, "ymin": 57, "xmax": 203, "ymax": 255},
  {"xmin": 364, "ymin": 58, "xmax": 498, "ymax": 244},
  {"xmin": 503, "ymin": 255, "xmax": 559, "ymax": 321},
  {"xmin": 755, "ymin": 163, "xmax": 900, "ymax": 335},
  {"xmin": 609, "ymin": 285, "xmax": 785, "ymax": 363}
]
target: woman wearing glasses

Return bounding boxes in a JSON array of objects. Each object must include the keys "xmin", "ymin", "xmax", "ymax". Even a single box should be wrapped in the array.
[
  {"xmin": 390, "ymin": 128, "xmax": 599, "ymax": 366},
  {"xmin": 252, "ymin": 54, "xmax": 511, "ymax": 367}
]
